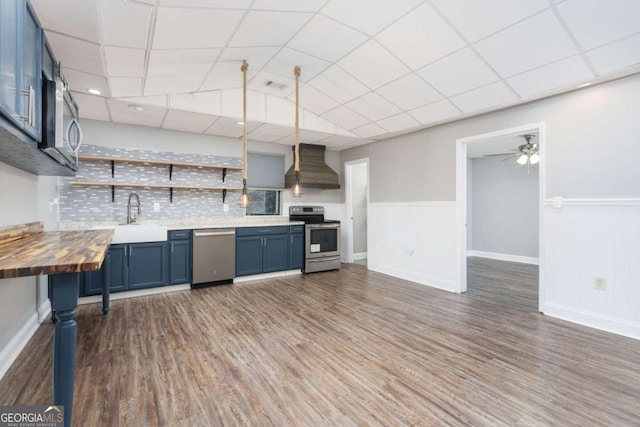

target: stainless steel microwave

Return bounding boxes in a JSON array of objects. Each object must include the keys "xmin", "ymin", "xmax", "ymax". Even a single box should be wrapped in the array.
[{"xmin": 40, "ymin": 78, "xmax": 81, "ymax": 171}]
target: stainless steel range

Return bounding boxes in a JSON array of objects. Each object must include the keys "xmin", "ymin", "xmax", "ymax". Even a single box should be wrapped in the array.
[{"xmin": 289, "ymin": 206, "xmax": 341, "ymax": 273}]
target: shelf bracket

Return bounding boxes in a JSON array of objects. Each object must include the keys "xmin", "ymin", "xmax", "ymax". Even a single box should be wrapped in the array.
[
  {"xmin": 111, "ymin": 185, "xmax": 115, "ymax": 203},
  {"xmin": 111, "ymin": 160, "xmax": 115, "ymax": 178},
  {"xmin": 222, "ymin": 168, "xmax": 227, "ymax": 183},
  {"xmin": 169, "ymin": 164, "xmax": 173, "ymax": 181},
  {"xmin": 222, "ymin": 189, "xmax": 227, "ymax": 203},
  {"xmin": 170, "ymin": 187, "xmax": 174, "ymax": 203}
]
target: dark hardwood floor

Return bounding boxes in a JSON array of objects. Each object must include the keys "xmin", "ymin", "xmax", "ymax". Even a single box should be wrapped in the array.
[{"xmin": 2, "ymin": 260, "xmax": 640, "ymax": 426}]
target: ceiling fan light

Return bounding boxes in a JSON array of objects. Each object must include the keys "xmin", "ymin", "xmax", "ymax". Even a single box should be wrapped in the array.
[
  {"xmin": 529, "ymin": 153, "xmax": 540, "ymax": 165},
  {"xmin": 517, "ymin": 154, "xmax": 528, "ymax": 165}
]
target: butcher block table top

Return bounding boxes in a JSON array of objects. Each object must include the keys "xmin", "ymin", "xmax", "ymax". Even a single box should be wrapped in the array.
[{"xmin": 0, "ymin": 222, "xmax": 113, "ymax": 279}]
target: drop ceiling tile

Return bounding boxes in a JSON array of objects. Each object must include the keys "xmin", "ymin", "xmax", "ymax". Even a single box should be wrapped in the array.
[
  {"xmin": 286, "ymin": 85, "xmax": 339, "ymax": 115},
  {"xmin": 507, "ymin": 56, "xmax": 593, "ymax": 98},
  {"xmin": 200, "ymin": 72, "xmax": 245, "ymax": 91},
  {"xmin": 46, "ymin": 33, "xmax": 104, "ymax": 76},
  {"xmin": 322, "ymin": 106, "xmax": 370, "ymax": 130},
  {"xmin": 229, "ymin": 11, "xmax": 311, "ymax": 47},
  {"xmin": 417, "ymin": 48, "xmax": 499, "ymax": 96},
  {"xmin": 377, "ymin": 113, "xmax": 420, "ymax": 132},
  {"xmin": 162, "ymin": 110, "xmax": 217, "ymax": 133},
  {"xmin": 431, "ymin": 0, "xmax": 549, "ymax": 43},
  {"xmin": 288, "ymin": 15, "xmax": 368, "ymax": 62},
  {"xmin": 308, "ymin": 66, "xmax": 369, "ymax": 103},
  {"xmin": 351, "ymin": 123, "xmax": 387, "ymax": 139},
  {"xmin": 153, "ymin": 8, "xmax": 243, "ymax": 49},
  {"xmin": 205, "ymin": 117, "xmax": 260, "ymax": 138},
  {"xmin": 249, "ymin": 71, "xmax": 296, "ymax": 97},
  {"xmin": 302, "ymin": 110, "xmax": 339, "ymax": 133},
  {"xmin": 72, "ymin": 92, "xmax": 110, "ymax": 121},
  {"xmin": 474, "ymin": 10, "xmax": 577, "ymax": 77},
  {"xmin": 99, "ymin": 0, "xmax": 152, "ymax": 49},
  {"xmin": 249, "ymin": 124, "xmax": 294, "ymax": 142},
  {"xmin": 277, "ymin": 130, "xmax": 332, "ymax": 144},
  {"xmin": 346, "ymin": 93, "xmax": 401, "ymax": 122},
  {"xmin": 338, "ymin": 40, "xmax": 410, "ymax": 89},
  {"xmin": 148, "ymin": 49, "xmax": 221, "ymax": 77},
  {"xmin": 321, "ymin": 0, "xmax": 423, "ymax": 36},
  {"xmin": 264, "ymin": 48, "xmax": 331, "ymax": 82},
  {"xmin": 449, "ymin": 82, "xmax": 516, "ymax": 113},
  {"xmin": 218, "ymin": 47, "xmax": 281, "ymax": 70},
  {"xmin": 104, "ymin": 47, "xmax": 145, "ymax": 77},
  {"xmin": 409, "ymin": 100, "xmax": 461, "ymax": 125},
  {"xmin": 376, "ymin": 3, "xmax": 466, "ymax": 69},
  {"xmin": 376, "ymin": 74, "xmax": 442, "ymax": 110},
  {"xmin": 587, "ymin": 33, "xmax": 640, "ymax": 75},
  {"xmin": 160, "ymin": 0, "xmax": 251, "ymax": 7},
  {"xmin": 108, "ymin": 99, "xmax": 167, "ymax": 127},
  {"xmin": 62, "ymin": 68, "xmax": 109, "ymax": 96},
  {"xmin": 171, "ymin": 91, "xmax": 222, "ymax": 116},
  {"xmin": 109, "ymin": 77, "xmax": 143, "ymax": 98},
  {"xmin": 265, "ymin": 96, "xmax": 295, "ymax": 125},
  {"xmin": 144, "ymin": 75, "xmax": 205, "ymax": 96},
  {"xmin": 31, "ymin": 0, "xmax": 99, "ymax": 43},
  {"xmin": 252, "ymin": 0, "xmax": 327, "ymax": 12},
  {"xmin": 557, "ymin": 0, "xmax": 640, "ymax": 51},
  {"xmin": 117, "ymin": 95, "xmax": 168, "ymax": 108},
  {"xmin": 220, "ymin": 89, "xmax": 267, "ymax": 121},
  {"xmin": 321, "ymin": 135, "xmax": 360, "ymax": 146}
]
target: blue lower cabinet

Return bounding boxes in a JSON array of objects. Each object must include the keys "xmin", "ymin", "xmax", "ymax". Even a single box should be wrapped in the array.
[
  {"xmin": 169, "ymin": 230, "xmax": 191, "ymax": 285},
  {"xmin": 289, "ymin": 232, "xmax": 304, "ymax": 270},
  {"xmin": 83, "ymin": 244, "xmax": 127, "ymax": 296},
  {"xmin": 236, "ymin": 236, "xmax": 264, "ymax": 277},
  {"xmin": 128, "ymin": 242, "xmax": 169, "ymax": 290},
  {"xmin": 263, "ymin": 234, "xmax": 289, "ymax": 273},
  {"xmin": 236, "ymin": 226, "xmax": 292, "ymax": 277}
]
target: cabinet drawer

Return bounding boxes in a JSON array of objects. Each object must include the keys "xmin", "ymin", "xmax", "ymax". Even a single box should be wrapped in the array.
[
  {"xmin": 290, "ymin": 225, "xmax": 304, "ymax": 233},
  {"xmin": 236, "ymin": 226, "xmax": 288, "ymax": 237},
  {"xmin": 169, "ymin": 229, "xmax": 191, "ymax": 240}
]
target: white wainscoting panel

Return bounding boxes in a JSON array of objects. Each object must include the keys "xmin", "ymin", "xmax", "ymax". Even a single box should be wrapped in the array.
[
  {"xmin": 543, "ymin": 201, "xmax": 640, "ymax": 339},
  {"xmin": 368, "ymin": 202, "xmax": 457, "ymax": 292}
]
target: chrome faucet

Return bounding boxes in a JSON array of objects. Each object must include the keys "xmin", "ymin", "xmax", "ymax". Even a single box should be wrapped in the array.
[{"xmin": 127, "ymin": 193, "xmax": 141, "ymax": 224}]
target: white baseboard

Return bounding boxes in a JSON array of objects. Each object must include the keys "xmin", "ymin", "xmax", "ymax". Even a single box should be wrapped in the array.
[
  {"xmin": 543, "ymin": 302, "xmax": 640, "ymax": 340},
  {"xmin": 368, "ymin": 262, "xmax": 456, "ymax": 293},
  {"xmin": 467, "ymin": 250, "xmax": 539, "ymax": 265},
  {"xmin": 233, "ymin": 270, "xmax": 302, "ymax": 284},
  {"xmin": 0, "ymin": 312, "xmax": 40, "ymax": 381},
  {"xmin": 79, "ymin": 283, "xmax": 191, "ymax": 305},
  {"xmin": 37, "ymin": 299, "xmax": 51, "ymax": 323},
  {"xmin": 353, "ymin": 252, "xmax": 367, "ymax": 261}
]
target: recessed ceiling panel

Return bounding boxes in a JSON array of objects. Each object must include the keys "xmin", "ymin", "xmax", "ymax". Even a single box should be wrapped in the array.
[
  {"xmin": 431, "ymin": 0, "xmax": 549, "ymax": 43},
  {"xmin": 474, "ymin": 10, "xmax": 577, "ymax": 77},
  {"xmin": 249, "ymin": 123, "xmax": 294, "ymax": 142},
  {"xmin": 162, "ymin": 110, "xmax": 217, "ymax": 133},
  {"xmin": 31, "ymin": 0, "xmax": 100, "ymax": 43},
  {"xmin": 376, "ymin": 3, "xmax": 466, "ymax": 70},
  {"xmin": 62, "ymin": 68, "xmax": 109, "ymax": 96},
  {"xmin": 409, "ymin": 100, "xmax": 461, "ymax": 125},
  {"xmin": 338, "ymin": 40, "xmax": 410, "ymax": 89},
  {"xmin": 351, "ymin": 123, "xmax": 387, "ymax": 139},
  {"xmin": 265, "ymin": 96, "xmax": 295, "ymax": 125},
  {"xmin": 205, "ymin": 117, "xmax": 260, "ymax": 138},
  {"xmin": 108, "ymin": 99, "xmax": 167, "ymax": 127},
  {"xmin": 171, "ymin": 92, "xmax": 222, "ymax": 116},
  {"xmin": 218, "ymin": 47, "xmax": 281, "ymax": 70},
  {"xmin": 308, "ymin": 66, "xmax": 369, "ymax": 104},
  {"xmin": 99, "ymin": 0, "xmax": 152, "ymax": 49},
  {"xmin": 153, "ymin": 8, "xmax": 243, "ymax": 49},
  {"xmin": 104, "ymin": 47, "xmax": 145, "ymax": 77},
  {"xmin": 148, "ymin": 49, "xmax": 221, "ymax": 77},
  {"xmin": 417, "ymin": 48, "xmax": 499, "ymax": 97},
  {"xmin": 264, "ymin": 48, "xmax": 330, "ymax": 82},
  {"xmin": 200, "ymin": 72, "xmax": 245, "ymax": 91},
  {"xmin": 229, "ymin": 11, "xmax": 311, "ymax": 47},
  {"xmin": 287, "ymin": 85, "xmax": 339, "ymax": 115},
  {"xmin": 587, "ymin": 34, "xmax": 640, "ymax": 75},
  {"xmin": 288, "ymin": 15, "xmax": 368, "ymax": 62},
  {"xmin": 449, "ymin": 82, "xmax": 516, "ymax": 113},
  {"xmin": 507, "ymin": 56, "xmax": 593, "ymax": 98},
  {"xmin": 377, "ymin": 113, "xmax": 420, "ymax": 133},
  {"xmin": 144, "ymin": 75, "xmax": 206, "ymax": 96},
  {"xmin": 346, "ymin": 93, "xmax": 401, "ymax": 122},
  {"xmin": 557, "ymin": 0, "xmax": 640, "ymax": 51},
  {"xmin": 72, "ymin": 92, "xmax": 111, "ymax": 122},
  {"xmin": 109, "ymin": 77, "xmax": 143, "ymax": 98},
  {"xmin": 376, "ymin": 74, "xmax": 442, "ymax": 110},
  {"xmin": 321, "ymin": 0, "xmax": 423, "ymax": 36},
  {"xmin": 46, "ymin": 33, "xmax": 104, "ymax": 76},
  {"xmin": 252, "ymin": 0, "xmax": 327, "ymax": 12},
  {"xmin": 322, "ymin": 106, "xmax": 370, "ymax": 130}
]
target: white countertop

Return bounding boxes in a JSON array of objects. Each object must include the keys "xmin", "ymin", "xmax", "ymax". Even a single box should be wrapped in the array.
[{"xmin": 59, "ymin": 216, "xmax": 304, "ymax": 231}]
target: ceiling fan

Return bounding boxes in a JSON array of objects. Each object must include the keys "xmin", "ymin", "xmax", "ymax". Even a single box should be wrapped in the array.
[{"xmin": 485, "ymin": 134, "xmax": 540, "ymax": 167}]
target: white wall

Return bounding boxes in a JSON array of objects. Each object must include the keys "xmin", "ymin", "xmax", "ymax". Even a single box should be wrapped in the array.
[
  {"xmin": 351, "ymin": 163, "xmax": 367, "ymax": 255},
  {"xmin": 341, "ymin": 73, "xmax": 640, "ymax": 339},
  {"xmin": 470, "ymin": 156, "xmax": 539, "ymax": 260}
]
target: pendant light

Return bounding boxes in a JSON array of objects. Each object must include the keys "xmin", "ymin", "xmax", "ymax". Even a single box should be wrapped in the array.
[
  {"xmin": 291, "ymin": 65, "xmax": 303, "ymax": 197},
  {"xmin": 238, "ymin": 60, "xmax": 249, "ymax": 207}
]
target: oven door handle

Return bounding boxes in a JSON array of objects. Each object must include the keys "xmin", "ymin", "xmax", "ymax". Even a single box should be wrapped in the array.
[{"xmin": 306, "ymin": 256, "xmax": 341, "ymax": 263}]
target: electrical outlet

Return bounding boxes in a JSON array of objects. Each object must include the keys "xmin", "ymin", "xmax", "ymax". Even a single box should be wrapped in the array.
[
  {"xmin": 153, "ymin": 202, "xmax": 160, "ymax": 212},
  {"xmin": 223, "ymin": 203, "xmax": 229, "ymax": 212},
  {"xmin": 594, "ymin": 277, "xmax": 606, "ymax": 291}
]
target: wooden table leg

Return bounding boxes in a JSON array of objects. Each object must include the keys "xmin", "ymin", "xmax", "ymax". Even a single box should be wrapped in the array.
[
  {"xmin": 49, "ymin": 273, "xmax": 79, "ymax": 427},
  {"xmin": 102, "ymin": 253, "xmax": 110, "ymax": 315}
]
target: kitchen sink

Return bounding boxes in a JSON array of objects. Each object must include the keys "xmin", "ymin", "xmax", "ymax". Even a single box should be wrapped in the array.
[{"xmin": 91, "ymin": 224, "xmax": 168, "ymax": 244}]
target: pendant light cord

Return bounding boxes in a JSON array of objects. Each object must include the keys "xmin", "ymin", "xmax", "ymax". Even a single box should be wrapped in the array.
[
  {"xmin": 294, "ymin": 65, "xmax": 300, "ymax": 173},
  {"xmin": 241, "ymin": 60, "xmax": 248, "ymax": 182}
]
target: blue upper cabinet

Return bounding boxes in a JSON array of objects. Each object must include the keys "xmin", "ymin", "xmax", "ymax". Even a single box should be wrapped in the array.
[{"xmin": 0, "ymin": 0, "xmax": 42, "ymax": 141}]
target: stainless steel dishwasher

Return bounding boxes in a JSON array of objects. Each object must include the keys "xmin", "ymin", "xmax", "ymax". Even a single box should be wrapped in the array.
[{"xmin": 192, "ymin": 228, "xmax": 235, "ymax": 286}]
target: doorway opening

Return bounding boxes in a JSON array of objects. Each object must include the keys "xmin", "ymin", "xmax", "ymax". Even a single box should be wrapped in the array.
[
  {"xmin": 345, "ymin": 158, "xmax": 369, "ymax": 266},
  {"xmin": 456, "ymin": 123, "xmax": 545, "ymax": 312}
]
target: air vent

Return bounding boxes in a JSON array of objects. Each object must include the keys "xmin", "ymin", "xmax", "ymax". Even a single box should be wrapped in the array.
[{"xmin": 263, "ymin": 80, "xmax": 288, "ymax": 90}]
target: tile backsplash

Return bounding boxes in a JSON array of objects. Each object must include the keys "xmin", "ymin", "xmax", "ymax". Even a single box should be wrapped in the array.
[{"xmin": 59, "ymin": 145, "xmax": 245, "ymax": 223}]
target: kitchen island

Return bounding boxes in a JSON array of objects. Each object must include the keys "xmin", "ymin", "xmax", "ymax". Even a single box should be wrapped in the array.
[{"xmin": 0, "ymin": 222, "xmax": 113, "ymax": 427}]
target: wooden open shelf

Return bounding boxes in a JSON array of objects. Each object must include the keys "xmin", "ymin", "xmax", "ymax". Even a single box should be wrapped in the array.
[
  {"xmin": 71, "ymin": 181, "xmax": 242, "ymax": 203},
  {"xmin": 78, "ymin": 155, "xmax": 243, "ymax": 171}
]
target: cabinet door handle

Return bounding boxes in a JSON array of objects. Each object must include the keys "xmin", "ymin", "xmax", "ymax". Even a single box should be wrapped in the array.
[
  {"xmin": 130, "ymin": 246, "xmax": 133, "ymax": 256},
  {"xmin": 171, "ymin": 243, "xmax": 174, "ymax": 253},
  {"xmin": 291, "ymin": 236, "xmax": 293, "ymax": 244},
  {"xmin": 29, "ymin": 86, "xmax": 35, "ymax": 127}
]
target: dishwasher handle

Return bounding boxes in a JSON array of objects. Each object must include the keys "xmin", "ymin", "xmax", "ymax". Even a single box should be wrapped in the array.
[{"xmin": 194, "ymin": 230, "xmax": 235, "ymax": 237}]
